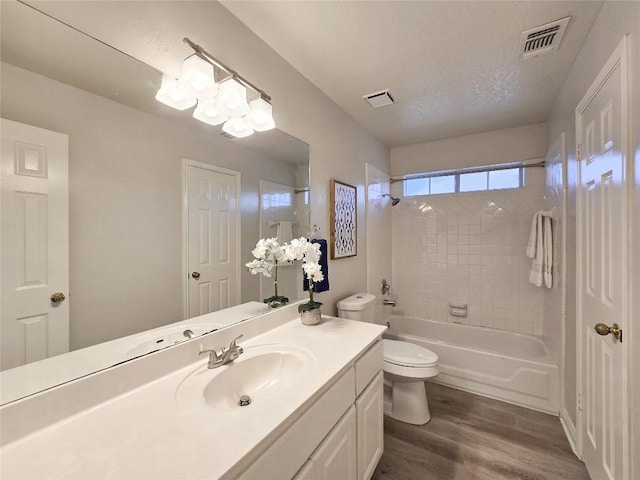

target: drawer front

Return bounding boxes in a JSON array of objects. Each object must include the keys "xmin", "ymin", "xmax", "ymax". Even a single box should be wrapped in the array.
[{"xmin": 355, "ymin": 341, "xmax": 383, "ymax": 396}]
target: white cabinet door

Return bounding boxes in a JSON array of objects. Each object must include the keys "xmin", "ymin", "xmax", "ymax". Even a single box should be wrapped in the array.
[
  {"xmin": 293, "ymin": 460, "xmax": 315, "ymax": 480},
  {"xmin": 356, "ymin": 372, "xmax": 384, "ymax": 480},
  {"xmin": 313, "ymin": 406, "xmax": 357, "ymax": 480}
]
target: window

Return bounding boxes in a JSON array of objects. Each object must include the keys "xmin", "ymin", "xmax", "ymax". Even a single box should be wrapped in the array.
[
  {"xmin": 403, "ymin": 163, "xmax": 524, "ymax": 196},
  {"xmin": 261, "ymin": 192, "xmax": 292, "ymax": 208}
]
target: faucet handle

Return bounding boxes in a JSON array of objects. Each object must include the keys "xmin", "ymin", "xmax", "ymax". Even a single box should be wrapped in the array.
[
  {"xmin": 199, "ymin": 347, "xmax": 221, "ymax": 362},
  {"xmin": 230, "ymin": 334, "xmax": 244, "ymax": 349}
]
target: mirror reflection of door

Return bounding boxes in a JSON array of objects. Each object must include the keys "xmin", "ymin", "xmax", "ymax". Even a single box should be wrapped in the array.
[
  {"xmin": 1, "ymin": 119, "xmax": 69, "ymax": 370},
  {"xmin": 185, "ymin": 160, "xmax": 240, "ymax": 318}
]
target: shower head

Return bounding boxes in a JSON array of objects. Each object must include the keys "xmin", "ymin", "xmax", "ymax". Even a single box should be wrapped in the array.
[{"xmin": 381, "ymin": 193, "xmax": 401, "ymax": 206}]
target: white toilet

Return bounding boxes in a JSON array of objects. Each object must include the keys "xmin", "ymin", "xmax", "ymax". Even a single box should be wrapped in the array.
[{"xmin": 337, "ymin": 293, "xmax": 440, "ymax": 425}]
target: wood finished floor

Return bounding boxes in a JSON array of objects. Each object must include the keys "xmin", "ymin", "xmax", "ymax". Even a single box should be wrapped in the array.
[{"xmin": 372, "ymin": 382, "xmax": 591, "ymax": 480}]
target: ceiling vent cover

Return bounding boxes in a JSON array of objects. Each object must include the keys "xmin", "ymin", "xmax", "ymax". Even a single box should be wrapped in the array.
[
  {"xmin": 520, "ymin": 16, "xmax": 570, "ymax": 59},
  {"xmin": 363, "ymin": 89, "xmax": 395, "ymax": 108}
]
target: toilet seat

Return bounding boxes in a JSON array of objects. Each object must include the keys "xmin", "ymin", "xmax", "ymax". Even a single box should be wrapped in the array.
[{"xmin": 383, "ymin": 339, "xmax": 438, "ymax": 367}]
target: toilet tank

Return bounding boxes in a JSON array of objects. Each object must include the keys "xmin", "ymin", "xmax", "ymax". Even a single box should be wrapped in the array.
[{"xmin": 336, "ymin": 293, "xmax": 376, "ymax": 322}]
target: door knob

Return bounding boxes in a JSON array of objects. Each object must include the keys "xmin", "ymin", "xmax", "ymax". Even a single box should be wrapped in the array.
[
  {"xmin": 191, "ymin": 272, "xmax": 200, "ymax": 279},
  {"xmin": 594, "ymin": 323, "xmax": 622, "ymax": 341},
  {"xmin": 50, "ymin": 292, "xmax": 66, "ymax": 303}
]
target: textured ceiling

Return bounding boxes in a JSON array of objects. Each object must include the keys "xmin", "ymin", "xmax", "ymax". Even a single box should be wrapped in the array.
[{"xmin": 221, "ymin": 1, "xmax": 603, "ymax": 147}]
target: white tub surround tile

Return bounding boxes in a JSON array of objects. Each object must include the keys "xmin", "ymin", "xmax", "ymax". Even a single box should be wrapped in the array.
[{"xmin": 392, "ymin": 173, "xmax": 545, "ymax": 335}]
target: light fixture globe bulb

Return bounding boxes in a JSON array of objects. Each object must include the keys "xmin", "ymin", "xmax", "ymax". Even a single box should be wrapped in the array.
[
  {"xmin": 178, "ymin": 55, "xmax": 218, "ymax": 100},
  {"xmin": 222, "ymin": 117, "xmax": 254, "ymax": 138},
  {"xmin": 245, "ymin": 98, "xmax": 275, "ymax": 132},
  {"xmin": 155, "ymin": 74, "xmax": 196, "ymax": 110},
  {"xmin": 216, "ymin": 78, "xmax": 250, "ymax": 117},
  {"xmin": 193, "ymin": 99, "xmax": 228, "ymax": 126}
]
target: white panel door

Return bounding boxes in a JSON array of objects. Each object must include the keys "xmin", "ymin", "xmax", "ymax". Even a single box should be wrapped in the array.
[
  {"xmin": 186, "ymin": 162, "xmax": 239, "ymax": 318},
  {"xmin": 576, "ymin": 38, "xmax": 629, "ymax": 480},
  {"xmin": 1, "ymin": 119, "xmax": 69, "ymax": 370},
  {"xmin": 313, "ymin": 406, "xmax": 357, "ymax": 480},
  {"xmin": 356, "ymin": 372, "xmax": 384, "ymax": 480}
]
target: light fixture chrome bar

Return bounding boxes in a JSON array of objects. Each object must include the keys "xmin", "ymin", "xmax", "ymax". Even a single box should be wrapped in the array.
[
  {"xmin": 183, "ymin": 37, "xmax": 271, "ymax": 103},
  {"xmin": 390, "ymin": 160, "xmax": 546, "ymax": 183}
]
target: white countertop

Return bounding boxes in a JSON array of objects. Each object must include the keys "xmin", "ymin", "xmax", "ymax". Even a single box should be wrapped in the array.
[{"xmin": 0, "ymin": 316, "xmax": 385, "ymax": 479}]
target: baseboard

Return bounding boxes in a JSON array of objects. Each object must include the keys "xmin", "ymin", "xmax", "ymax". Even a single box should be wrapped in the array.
[{"xmin": 560, "ymin": 407, "xmax": 580, "ymax": 459}]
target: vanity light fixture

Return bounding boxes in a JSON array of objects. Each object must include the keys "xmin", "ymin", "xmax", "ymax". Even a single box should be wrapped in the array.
[
  {"xmin": 155, "ymin": 37, "xmax": 275, "ymax": 138},
  {"xmin": 155, "ymin": 73, "xmax": 197, "ymax": 110}
]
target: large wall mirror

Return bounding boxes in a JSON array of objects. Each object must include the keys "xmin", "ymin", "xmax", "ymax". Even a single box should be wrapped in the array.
[{"xmin": 0, "ymin": 0, "xmax": 310, "ymax": 404}]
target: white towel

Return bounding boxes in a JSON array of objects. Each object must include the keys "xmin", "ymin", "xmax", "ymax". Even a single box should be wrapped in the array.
[
  {"xmin": 543, "ymin": 215, "xmax": 553, "ymax": 288},
  {"xmin": 276, "ymin": 221, "xmax": 293, "ymax": 243},
  {"xmin": 526, "ymin": 211, "xmax": 553, "ymax": 288},
  {"xmin": 528, "ymin": 212, "xmax": 544, "ymax": 286},
  {"xmin": 526, "ymin": 211, "xmax": 541, "ymax": 258}
]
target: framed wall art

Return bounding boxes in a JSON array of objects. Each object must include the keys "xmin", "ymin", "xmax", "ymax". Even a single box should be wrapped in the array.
[{"xmin": 330, "ymin": 179, "xmax": 357, "ymax": 259}]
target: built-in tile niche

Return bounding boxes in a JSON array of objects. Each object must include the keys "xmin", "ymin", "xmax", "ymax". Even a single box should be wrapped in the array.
[{"xmin": 391, "ymin": 169, "xmax": 546, "ymax": 335}]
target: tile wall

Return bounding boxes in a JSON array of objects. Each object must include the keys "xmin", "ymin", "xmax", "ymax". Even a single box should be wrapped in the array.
[{"xmin": 391, "ymin": 168, "xmax": 546, "ymax": 335}]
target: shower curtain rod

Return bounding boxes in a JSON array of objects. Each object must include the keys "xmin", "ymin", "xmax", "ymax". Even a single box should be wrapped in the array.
[{"xmin": 390, "ymin": 160, "xmax": 546, "ymax": 183}]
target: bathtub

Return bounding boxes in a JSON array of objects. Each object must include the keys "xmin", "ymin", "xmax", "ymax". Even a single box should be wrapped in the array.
[{"xmin": 385, "ymin": 316, "xmax": 560, "ymax": 414}]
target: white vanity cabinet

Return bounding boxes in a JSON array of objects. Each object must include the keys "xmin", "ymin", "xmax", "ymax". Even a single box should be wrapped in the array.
[{"xmin": 241, "ymin": 339, "xmax": 384, "ymax": 480}]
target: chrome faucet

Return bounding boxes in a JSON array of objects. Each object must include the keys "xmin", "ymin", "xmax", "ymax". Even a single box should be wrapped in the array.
[{"xmin": 199, "ymin": 335, "xmax": 244, "ymax": 369}]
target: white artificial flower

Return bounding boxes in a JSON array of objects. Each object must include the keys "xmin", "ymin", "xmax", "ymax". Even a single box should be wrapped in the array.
[
  {"xmin": 303, "ymin": 262, "xmax": 324, "ymax": 283},
  {"xmin": 286, "ymin": 237, "xmax": 308, "ymax": 261},
  {"xmin": 247, "ymin": 238, "xmax": 285, "ymax": 278},
  {"xmin": 304, "ymin": 243, "xmax": 321, "ymax": 264}
]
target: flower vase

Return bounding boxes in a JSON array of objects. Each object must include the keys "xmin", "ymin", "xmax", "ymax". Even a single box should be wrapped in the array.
[{"xmin": 300, "ymin": 307, "xmax": 321, "ymax": 326}]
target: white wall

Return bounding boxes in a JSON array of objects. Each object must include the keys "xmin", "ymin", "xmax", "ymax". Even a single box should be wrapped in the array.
[
  {"xmin": 546, "ymin": 1, "xmax": 639, "ymax": 473},
  {"xmin": 23, "ymin": 0, "xmax": 390, "ymax": 317},
  {"xmin": 390, "ymin": 124, "xmax": 548, "ymax": 334},
  {"xmin": 391, "ymin": 123, "xmax": 547, "ymax": 175},
  {"xmin": 1, "ymin": 63, "xmax": 297, "ymax": 349}
]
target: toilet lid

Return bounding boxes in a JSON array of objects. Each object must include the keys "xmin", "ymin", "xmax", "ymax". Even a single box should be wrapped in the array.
[{"xmin": 383, "ymin": 339, "xmax": 438, "ymax": 367}]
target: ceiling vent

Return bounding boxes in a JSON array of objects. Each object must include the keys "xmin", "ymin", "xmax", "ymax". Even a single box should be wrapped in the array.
[
  {"xmin": 519, "ymin": 16, "xmax": 570, "ymax": 59},
  {"xmin": 363, "ymin": 89, "xmax": 395, "ymax": 108}
]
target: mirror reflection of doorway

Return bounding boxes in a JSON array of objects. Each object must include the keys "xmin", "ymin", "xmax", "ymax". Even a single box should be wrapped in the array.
[
  {"xmin": 1, "ymin": 119, "xmax": 69, "ymax": 371},
  {"xmin": 185, "ymin": 159, "xmax": 240, "ymax": 319}
]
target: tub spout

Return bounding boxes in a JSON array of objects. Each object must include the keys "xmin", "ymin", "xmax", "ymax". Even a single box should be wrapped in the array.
[{"xmin": 383, "ymin": 299, "xmax": 396, "ymax": 307}]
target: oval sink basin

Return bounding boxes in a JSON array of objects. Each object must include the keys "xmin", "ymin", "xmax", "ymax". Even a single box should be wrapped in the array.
[{"xmin": 175, "ymin": 344, "xmax": 315, "ymax": 411}]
